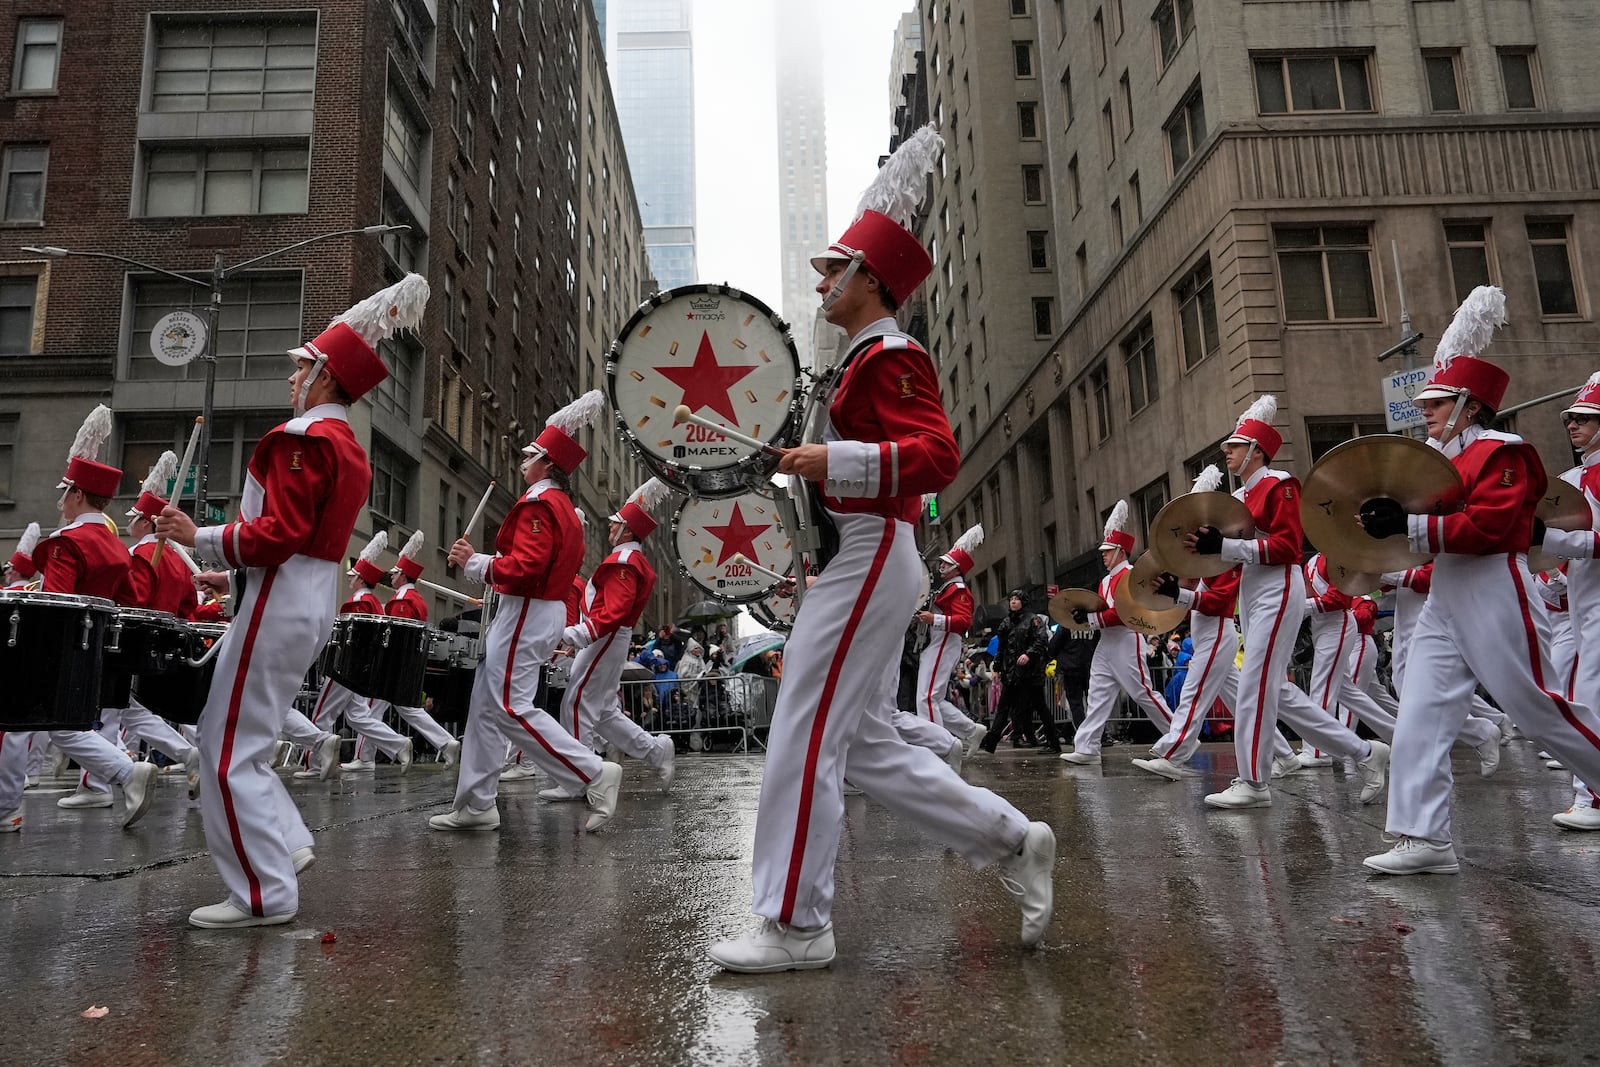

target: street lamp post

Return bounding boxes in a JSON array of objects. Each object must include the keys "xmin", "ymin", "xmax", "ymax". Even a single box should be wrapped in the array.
[{"xmin": 24, "ymin": 225, "xmax": 407, "ymax": 525}]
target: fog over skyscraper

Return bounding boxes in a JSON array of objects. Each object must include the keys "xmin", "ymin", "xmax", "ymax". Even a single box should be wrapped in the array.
[{"xmin": 774, "ymin": 5, "xmax": 830, "ymax": 368}]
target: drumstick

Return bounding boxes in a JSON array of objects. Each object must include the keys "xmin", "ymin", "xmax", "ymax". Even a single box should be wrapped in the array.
[
  {"xmin": 672, "ymin": 405, "xmax": 785, "ymax": 457},
  {"xmin": 447, "ymin": 481, "xmax": 497, "ymax": 572},
  {"xmin": 170, "ymin": 543, "xmax": 203, "ymax": 577},
  {"xmin": 731, "ymin": 553, "xmax": 792, "ymax": 585},
  {"xmin": 152, "ymin": 416, "xmax": 204, "ymax": 568},
  {"xmin": 417, "ymin": 577, "xmax": 484, "ymax": 606}
]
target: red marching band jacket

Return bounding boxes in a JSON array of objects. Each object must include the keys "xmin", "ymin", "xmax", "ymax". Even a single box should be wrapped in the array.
[
  {"xmin": 384, "ymin": 583, "xmax": 427, "ymax": 622},
  {"xmin": 203, "ymin": 413, "xmax": 372, "ymax": 569},
  {"xmin": 565, "ymin": 574, "xmax": 586, "ymax": 627},
  {"xmin": 1408, "ymin": 430, "xmax": 1543, "ymax": 557},
  {"xmin": 577, "ymin": 545, "xmax": 656, "ymax": 643},
  {"xmin": 929, "ymin": 578, "xmax": 974, "ymax": 635},
  {"xmin": 35, "ymin": 514, "xmax": 129, "ymax": 599},
  {"xmin": 1352, "ymin": 595, "xmax": 1379, "ymax": 637},
  {"xmin": 124, "ymin": 536, "xmax": 201, "ymax": 619},
  {"xmin": 1190, "ymin": 566, "xmax": 1240, "ymax": 618},
  {"xmin": 1225, "ymin": 469, "xmax": 1306, "ymax": 568},
  {"xmin": 1305, "ymin": 554, "xmax": 1354, "ymax": 615},
  {"xmin": 1089, "ymin": 561, "xmax": 1131, "ymax": 630},
  {"xmin": 819, "ymin": 332, "xmax": 961, "ymax": 523},
  {"xmin": 339, "ymin": 588, "xmax": 382, "ymax": 615},
  {"xmin": 481, "ymin": 483, "xmax": 585, "ymax": 601}
]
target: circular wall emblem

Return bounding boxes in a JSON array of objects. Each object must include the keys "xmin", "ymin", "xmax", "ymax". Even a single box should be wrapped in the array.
[{"xmin": 150, "ymin": 311, "xmax": 208, "ymax": 367}]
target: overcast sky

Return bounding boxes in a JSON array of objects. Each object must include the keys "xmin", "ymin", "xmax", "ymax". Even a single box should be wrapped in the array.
[{"xmin": 689, "ymin": 0, "xmax": 912, "ymax": 304}]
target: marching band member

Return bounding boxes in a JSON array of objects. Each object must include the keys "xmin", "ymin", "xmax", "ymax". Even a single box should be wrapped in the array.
[
  {"xmin": 361, "ymin": 530, "xmax": 460, "ymax": 766},
  {"xmin": 1136, "ymin": 466, "xmax": 1243, "ymax": 780},
  {"xmin": 709, "ymin": 128, "xmax": 1054, "ymax": 973},
  {"xmin": 1061, "ymin": 501, "xmax": 1175, "ymax": 766},
  {"xmin": 0, "ymin": 406, "xmax": 159, "ymax": 832},
  {"xmin": 1361, "ymin": 287, "xmax": 1600, "ymax": 874},
  {"xmin": 540, "ymin": 477, "xmax": 675, "ymax": 799},
  {"xmin": 893, "ymin": 522, "xmax": 987, "ymax": 766},
  {"xmin": 1186, "ymin": 395, "xmax": 1390, "ymax": 810},
  {"xmin": 431, "ymin": 390, "xmax": 623, "ymax": 833},
  {"xmin": 1535, "ymin": 371, "xmax": 1600, "ymax": 829},
  {"xmin": 1294, "ymin": 553, "xmax": 1399, "ymax": 763},
  {"xmin": 157, "ymin": 273, "xmax": 427, "ymax": 926},
  {"xmin": 501, "ymin": 531, "xmax": 589, "ymax": 779}
]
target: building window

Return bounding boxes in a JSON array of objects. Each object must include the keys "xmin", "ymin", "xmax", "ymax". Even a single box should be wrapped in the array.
[
  {"xmin": 487, "ymin": 157, "xmax": 500, "ymax": 215},
  {"xmin": 1, "ymin": 146, "xmax": 48, "ymax": 224},
  {"xmin": 1527, "ymin": 219, "xmax": 1580, "ymax": 316},
  {"xmin": 1122, "ymin": 317, "xmax": 1158, "ymax": 414},
  {"xmin": 1101, "ymin": 101, "xmax": 1116, "ymax": 164},
  {"xmin": 1018, "ymin": 101, "xmax": 1039, "ymax": 139},
  {"xmin": 1119, "ymin": 71, "xmax": 1134, "ymax": 137},
  {"xmin": 1060, "ymin": 69, "xmax": 1074, "ymax": 127},
  {"xmin": 1307, "ymin": 417, "xmax": 1385, "ymax": 462},
  {"xmin": 1075, "ymin": 243, "xmax": 1088, "ymax": 294},
  {"xmin": 1165, "ymin": 82, "xmax": 1206, "ymax": 172},
  {"xmin": 1423, "ymin": 50, "xmax": 1464, "ymax": 114},
  {"xmin": 1032, "ymin": 297, "xmax": 1054, "ymax": 338},
  {"xmin": 1154, "ymin": 0, "xmax": 1194, "ymax": 69},
  {"xmin": 369, "ymin": 434, "xmax": 413, "ymax": 526},
  {"xmin": 128, "ymin": 273, "xmax": 300, "ymax": 381},
  {"xmin": 141, "ymin": 144, "xmax": 309, "ymax": 217},
  {"xmin": 0, "ymin": 414, "xmax": 15, "ymax": 502},
  {"xmin": 1133, "ymin": 476, "xmax": 1170, "ymax": 543},
  {"xmin": 120, "ymin": 413, "xmax": 279, "ymax": 511},
  {"xmin": 1111, "ymin": 198, "xmax": 1124, "ymax": 245},
  {"xmin": 12, "ymin": 18, "xmax": 62, "ymax": 93},
  {"xmin": 384, "ymin": 88, "xmax": 427, "ymax": 188},
  {"xmin": 1088, "ymin": 362, "xmax": 1111, "ymax": 442},
  {"xmin": 373, "ymin": 335, "xmax": 419, "ymax": 424},
  {"xmin": 1022, "ymin": 164, "xmax": 1045, "ymax": 204},
  {"xmin": 450, "ymin": 73, "xmax": 475, "ymax": 156},
  {"xmin": 1011, "ymin": 0, "xmax": 1028, "ymax": 14},
  {"xmin": 1498, "ymin": 48, "xmax": 1541, "ymax": 111},
  {"xmin": 1129, "ymin": 173, "xmax": 1142, "ymax": 225},
  {"xmin": 489, "ymin": 72, "xmax": 501, "ymax": 125},
  {"xmin": 1254, "ymin": 53, "xmax": 1374, "ymax": 115},
  {"xmin": 0, "ymin": 277, "xmax": 38, "ymax": 353},
  {"xmin": 1027, "ymin": 230, "xmax": 1050, "ymax": 271},
  {"xmin": 485, "ymin": 243, "xmax": 498, "ymax": 303},
  {"xmin": 1184, "ymin": 441, "xmax": 1227, "ymax": 485},
  {"xmin": 1175, "ymin": 257, "xmax": 1219, "ymax": 370},
  {"xmin": 150, "ymin": 19, "xmax": 317, "ymax": 112},
  {"xmin": 1443, "ymin": 222, "xmax": 1496, "ymax": 305},
  {"xmin": 1013, "ymin": 42, "xmax": 1034, "ymax": 78},
  {"xmin": 1093, "ymin": 9, "xmax": 1107, "ymax": 71},
  {"xmin": 1067, "ymin": 155, "xmax": 1082, "ymax": 215},
  {"xmin": 380, "ymin": 197, "xmax": 425, "ymax": 275},
  {"xmin": 1276, "ymin": 224, "xmax": 1377, "ymax": 322}
]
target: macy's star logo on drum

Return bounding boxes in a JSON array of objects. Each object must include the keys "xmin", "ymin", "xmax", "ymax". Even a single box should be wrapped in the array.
[{"xmin": 654, "ymin": 331, "xmax": 758, "ymax": 425}]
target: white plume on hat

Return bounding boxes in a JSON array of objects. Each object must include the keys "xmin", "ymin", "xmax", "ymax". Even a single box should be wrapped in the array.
[
  {"xmin": 1236, "ymin": 394, "xmax": 1277, "ymax": 429},
  {"xmin": 140, "ymin": 450, "xmax": 178, "ymax": 497},
  {"xmin": 574, "ymin": 507, "xmax": 588, "ymax": 527},
  {"xmin": 331, "ymin": 273, "xmax": 431, "ymax": 346},
  {"xmin": 1104, "ymin": 500, "xmax": 1130, "ymax": 541},
  {"xmin": 12, "ymin": 522, "xmax": 41, "ymax": 559},
  {"xmin": 1190, "ymin": 464, "xmax": 1224, "ymax": 494},
  {"xmin": 625, "ymin": 477, "xmax": 672, "ymax": 515},
  {"xmin": 395, "ymin": 528, "xmax": 425, "ymax": 564},
  {"xmin": 357, "ymin": 530, "xmax": 388, "ymax": 565},
  {"xmin": 1433, "ymin": 285, "xmax": 1507, "ymax": 372},
  {"xmin": 547, "ymin": 389, "xmax": 606, "ymax": 434},
  {"xmin": 951, "ymin": 522, "xmax": 985, "ymax": 557},
  {"xmin": 69, "ymin": 404, "xmax": 114, "ymax": 463},
  {"xmin": 854, "ymin": 124, "xmax": 944, "ymax": 229}
]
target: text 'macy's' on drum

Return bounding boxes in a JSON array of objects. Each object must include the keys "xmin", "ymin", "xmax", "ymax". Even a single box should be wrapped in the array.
[
  {"xmin": 0, "ymin": 589, "xmax": 116, "ymax": 730},
  {"xmin": 607, "ymin": 284, "xmax": 800, "ymax": 499},
  {"xmin": 321, "ymin": 614, "xmax": 431, "ymax": 707},
  {"xmin": 673, "ymin": 488, "xmax": 794, "ymax": 604}
]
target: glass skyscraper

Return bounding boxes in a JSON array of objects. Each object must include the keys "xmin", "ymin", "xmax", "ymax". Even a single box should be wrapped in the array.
[{"xmin": 609, "ymin": 0, "xmax": 697, "ymax": 290}]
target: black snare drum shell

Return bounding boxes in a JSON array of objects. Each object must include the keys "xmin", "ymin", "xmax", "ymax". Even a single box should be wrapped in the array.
[{"xmin": 0, "ymin": 602, "xmax": 108, "ymax": 730}]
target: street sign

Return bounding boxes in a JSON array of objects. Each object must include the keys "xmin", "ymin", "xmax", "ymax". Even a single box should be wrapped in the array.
[
  {"xmin": 164, "ymin": 473, "xmax": 197, "ymax": 498},
  {"xmin": 1381, "ymin": 368, "xmax": 1430, "ymax": 432},
  {"xmin": 150, "ymin": 310, "xmax": 207, "ymax": 367},
  {"xmin": 205, "ymin": 504, "xmax": 226, "ymax": 524}
]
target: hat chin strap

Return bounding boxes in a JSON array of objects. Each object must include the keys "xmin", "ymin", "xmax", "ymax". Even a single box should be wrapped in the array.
[
  {"xmin": 293, "ymin": 355, "xmax": 329, "ymax": 416},
  {"xmin": 1441, "ymin": 390, "xmax": 1470, "ymax": 440},
  {"xmin": 820, "ymin": 251, "xmax": 866, "ymax": 313}
]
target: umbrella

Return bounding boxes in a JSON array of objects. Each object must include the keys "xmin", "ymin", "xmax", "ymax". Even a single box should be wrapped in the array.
[
  {"xmin": 621, "ymin": 661, "xmax": 654, "ymax": 682},
  {"xmin": 679, "ymin": 599, "xmax": 740, "ymax": 625},
  {"xmin": 727, "ymin": 628, "xmax": 785, "ymax": 672}
]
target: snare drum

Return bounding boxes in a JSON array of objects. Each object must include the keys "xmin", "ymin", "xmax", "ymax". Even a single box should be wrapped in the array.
[
  {"xmin": 0, "ymin": 590, "xmax": 116, "ymax": 730},
  {"xmin": 321, "ymin": 614, "xmax": 431, "ymax": 706},
  {"xmin": 423, "ymin": 628, "xmax": 478, "ymax": 718},
  {"xmin": 133, "ymin": 622, "xmax": 227, "ymax": 726},
  {"xmin": 673, "ymin": 488, "xmax": 793, "ymax": 604},
  {"xmin": 607, "ymin": 284, "xmax": 801, "ymax": 498},
  {"xmin": 103, "ymin": 607, "xmax": 187, "ymax": 708}
]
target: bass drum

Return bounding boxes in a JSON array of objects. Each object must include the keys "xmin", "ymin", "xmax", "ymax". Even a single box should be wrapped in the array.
[
  {"xmin": 607, "ymin": 284, "xmax": 801, "ymax": 499},
  {"xmin": 673, "ymin": 488, "xmax": 793, "ymax": 604},
  {"xmin": 748, "ymin": 586, "xmax": 797, "ymax": 632}
]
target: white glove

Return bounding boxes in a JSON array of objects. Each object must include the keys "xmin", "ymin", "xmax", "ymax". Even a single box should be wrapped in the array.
[{"xmin": 562, "ymin": 623, "xmax": 592, "ymax": 650}]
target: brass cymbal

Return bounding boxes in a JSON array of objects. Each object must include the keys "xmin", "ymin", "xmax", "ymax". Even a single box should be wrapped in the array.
[
  {"xmin": 1148, "ymin": 492, "xmax": 1254, "ymax": 578},
  {"xmin": 1124, "ymin": 552, "xmax": 1182, "ymax": 613},
  {"xmin": 1530, "ymin": 478, "xmax": 1594, "ymax": 572},
  {"xmin": 1324, "ymin": 557, "xmax": 1382, "ymax": 597},
  {"xmin": 1301, "ymin": 434, "xmax": 1463, "ymax": 574},
  {"xmin": 1113, "ymin": 567, "xmax": 1188, "ymax": 637},
  {"xmin": 1048, "ymin": 588, "xmax": 1107, "ymax": 632}
]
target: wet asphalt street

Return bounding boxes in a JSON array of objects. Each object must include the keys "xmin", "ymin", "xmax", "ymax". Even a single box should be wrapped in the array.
[{"xmin": 4, "ymin": 738, "xmax": 1600, "ymax": 1066}]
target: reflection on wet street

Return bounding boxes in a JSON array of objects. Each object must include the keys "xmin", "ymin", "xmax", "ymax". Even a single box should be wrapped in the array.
[{"xmin": 5, "ymin": 740, "xmax": 1600, "ymax": 1065}]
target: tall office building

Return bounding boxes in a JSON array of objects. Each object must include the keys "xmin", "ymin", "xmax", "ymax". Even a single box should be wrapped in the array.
[
  {"xmin": 609, "ymin": 0, "xmax": 697, "ymax": 290},
  {"xmin": 774, "ymin": 5, "xmax": 829, "ymax": 368}
]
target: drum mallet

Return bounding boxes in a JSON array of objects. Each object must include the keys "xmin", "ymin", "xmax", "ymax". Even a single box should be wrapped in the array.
[
  {"xmin": 417, "ymin": 577, "xmax": 483, "ymax": 606},
  {"xmin": 449, "ymin": 480, "xmax": 497, "ymax": 571},
  {"xmin": 671, "ymin": 406, "xmax": 785, "ymax": 458},
  {"xmin": 152, "ymin": 415, "xmax": 204, "ymax": 568},
  {"xmin": 730, "ymin": 553, "xmax": 793, "ymax": 585}
]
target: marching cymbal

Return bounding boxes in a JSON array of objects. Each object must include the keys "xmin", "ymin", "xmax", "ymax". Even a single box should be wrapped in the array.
[
  {"xmin": 1530, "ymin": 479, "xmax": 1594, "ymax": 572},
  {"xmin": 1048, "ymin": 588, "xmax": 1107, "ymax": 632},
  {"xmin": 1324, "ymin": 557, "xmax": 1381, "ymax": 597},
  {"xmin": 1113, "ymin": 567, "xmax": 1187, "ymax": 637},
  {"xmin": 1148, "ymin": 492, "xmax": 1254, "ymax": 578},
  {"xmin": 1301, "ymin": 434, "xmax": 1463, "ymax": 574},
  {"xmin": 1123, "ymin": 552, "xmax": 1182, "ymax": 613}
]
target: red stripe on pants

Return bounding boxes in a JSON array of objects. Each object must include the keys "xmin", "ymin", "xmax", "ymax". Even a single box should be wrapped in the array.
[
  {"xmin": 219, "ymin": 565, "xmax": 278, "ymax": 916},
  {"xmin": 1508, "ymin": 556, "xmax": 1600, "ymax": 752},
  {"xmin": 501, "ymin": 598, "xmax": 591, "ymax": 784},
  {"xmin": 1249, "ymin": 570, "xmax": 1293, "ymax": 782},
  {"xmin": 568, "ymin": 631, "xmax": 617, "ymax": 742},
  {"xmin": 923, "ymin": 630, "xmax": 954, "ymax": 720},
  {"xmin": 1160, "ymin": 614, "xmax": 1226, "ymax": 758}
]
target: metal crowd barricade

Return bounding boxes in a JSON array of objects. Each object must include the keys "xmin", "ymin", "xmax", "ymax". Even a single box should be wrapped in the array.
[{"xmin": 615, "ymin": 671, "xmax": 781, "ymax": 753}]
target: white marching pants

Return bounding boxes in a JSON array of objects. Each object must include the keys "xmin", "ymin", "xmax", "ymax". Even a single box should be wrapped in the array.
[
  {"xmin": 82, "ymin": 698, "xmax": 197, "ymax": 794},
  {"xmin": 1387, "ymin": 553, "xmax": 1600, "ymax": 843},
  {"xmin": 453, "ymin": 593, "xmax": 602, "ymax": 811},
  {"xmin": 1150, "ymin": 611, "xmax": 1238, "ymax": 764},
  {"xmin": 1305, "ymin": 614, "xmax": 1397, "ymax": 754},
  {"xmin": 749, "ymin": 510, "xmax": 1029, "ymax": 928},
  {"xmin": 1389, "ymin": 595, "xmax": 1501, "ymax": 746},
  {"xmin": 560, "ymin": 626, "xmax": 667, "ymax": 770},
  {"xmin": 1071, "ymin": 626, "xmax": 1173, "ymax": 756},
  {"xmin": 364, "ymin": 699, "xmax": 454, "ymax": 750},
  {"xmin": 892, "ymin": 708, "xmax": 961, "ymax": 756},
  {"xmin": 914, "ymin": 627, "xmax": 981, "ymax": 739},
  {"xmin": 307, "ymin": 677, "xmax": 408, "ymax": 760},
  {"xmin": 196, "ymin": 556, "xmax": 332, "ymax": 917},
  {"xmin": 0, "ymin": 723, "xmax": 134, "ymax": 814},
  {"xmin": 280, "ymin": 706, "xmax": 329, "ymax": 747},
  {"xmin": 25, "ymin": 734, "xmax": 46, "ymax": 777}
]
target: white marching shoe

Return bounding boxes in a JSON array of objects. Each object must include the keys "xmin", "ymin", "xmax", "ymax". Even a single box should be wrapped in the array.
[
  {"xmin": 339, "ymin": 757, "xmax": 375, "ymax": 772},
  {"xmin": 183, "ymin": 747, "xmax": 202, "ymax": 800},
  {"xmin": 537, "ymin": 786, "xmax": 582, "ymax": 801},
  {"xmin": 997, "ymin": 821, "xmax": 1056, "ymax": 947},
  {"xmin": 964, "ymin": 725, "xmax": 988, "ymax": 759},
  {"xmin": 1356, "ymin": 740, "xmax": 1390, "ymax": 805},
  {"xmin": 1553, "ymin": 804, "xmax": 1600, "ymax": 831},
  {"xmin": 1, "ymin": 808, "xmax": 21, "ymax": 832},
  {"xmin": 1205, "ymin": 779, "xmax": 1272, "ymax": 809},
  {"xmin": 316, "ymin": 733, "xmax": 342, "ymax": 780},
  {"xmin": 428, "ymin": 805, "xmax": 501, "ymax": 831},
  {"xmin": 655, "ymin": 735, "xmax": 676, "ymax": 793},
  {"xmin": 291, "ymin": 846, "xmax": 316, "ymax": 873},
  {"xmin": 1297, "ymin": 752, "xmax": 1334, "ymax": 769},
  {"xmin": 708, "ymin": 919, "xmax": 837, "ymax": 973},
  {"xmin": 441, "ymin": 739, "xmax": 462, "ymax": 767},
  {"xmin": 584, "ymin": 762, "xmax": 623, "ymax": 832},
  {"xmin": 120, "ymin": 762, "xmax": 159, "ymax": 828},
  {"xmin": 58, "ymin": 786, "xmax": 114, "ymax": 809},
  {"xmin": 944, "ymin": 742, "xmax": 964, "ymax": 775},
  {"xmin": 1134, "ymin": 756, "xmax": 1199, "ymax": 781},
  {"xmin": 1363, "ymin": 836, "xmax": 1459, "ymax": 876},
  {"xmin": 499, "ymin": 764, "xmax": 539, "ymax": 781},
  {"xmin": 1059, "ymin": 750, "xmax": 1100, "ymax": 766},
  {"xmin": 1474, "ymin": 737, "xmax": 1501, "ymax": 778},
  {"xmin": 397, "ymin": 738, "xmax": 414, "ymax": 774},
  {"xmin": 189, "ymin": 900, "xmax": 296, "ymax": 929}
]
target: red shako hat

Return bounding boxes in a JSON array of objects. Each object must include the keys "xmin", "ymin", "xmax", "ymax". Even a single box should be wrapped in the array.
[{"xmin": 1225, "ymin": 394, "xmax": 1282, "ymax": 460}]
